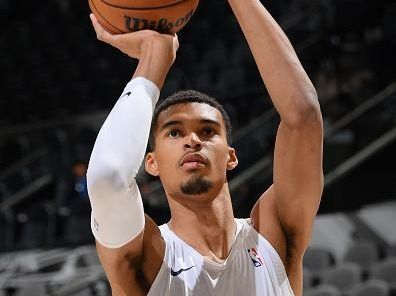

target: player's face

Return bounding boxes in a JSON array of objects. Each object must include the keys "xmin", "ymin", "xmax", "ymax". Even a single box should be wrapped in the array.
[{"xmin": 145, "ymin": 103, "xmax": 238, "ymax": 200}]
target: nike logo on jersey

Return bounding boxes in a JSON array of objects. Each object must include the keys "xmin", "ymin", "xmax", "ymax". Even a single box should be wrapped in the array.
[
  {"xmin": 170, "ymin": 266, "xmax": 195, "ymax": 276},
  {"xmin": 121, "ymin": 91, "xmax": 131, "ymax": 98}
]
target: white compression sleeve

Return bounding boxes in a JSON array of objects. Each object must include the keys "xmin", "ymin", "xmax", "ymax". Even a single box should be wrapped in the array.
[{"xmin": 86, "ymin": 77, "xmax": 159, "ymax": 248}]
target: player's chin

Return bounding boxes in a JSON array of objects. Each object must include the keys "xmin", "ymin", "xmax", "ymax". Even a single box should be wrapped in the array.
[{"xmin": 179, "ymin": 176, "xmax": 214, "ymax": 197}]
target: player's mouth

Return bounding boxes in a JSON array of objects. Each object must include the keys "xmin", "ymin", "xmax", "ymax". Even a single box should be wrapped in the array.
[{"xmin": 180, "ymin": 153, "xmax": 208, "ymax": 170}]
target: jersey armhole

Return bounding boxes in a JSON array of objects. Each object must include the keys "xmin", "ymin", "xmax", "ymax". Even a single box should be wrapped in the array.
[
  {"xmin": 244, "ymin": 218, "xmax": 284, "ymax": 265},
  {"xmin": 147, "ymin": 225, "xmax": 171, "ymax": 295},
  {"xmin": 243, "ymin": 218, "xmax": 294, "ymax": 294}
]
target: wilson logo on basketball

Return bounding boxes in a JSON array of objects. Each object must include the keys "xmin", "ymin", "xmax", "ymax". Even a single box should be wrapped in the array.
[
  {"xmin": 88, "ymin": 0, "xmax": 199, "ymax": 34},
  {"xmin": 124, "ymin": 9, "xmax": 195, "ymax": 33}
]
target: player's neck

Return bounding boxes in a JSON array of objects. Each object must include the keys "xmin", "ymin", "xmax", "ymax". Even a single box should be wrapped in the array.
[{"xmin": 167, "ymin": 185, "xmax": 236, "ymax": 262}]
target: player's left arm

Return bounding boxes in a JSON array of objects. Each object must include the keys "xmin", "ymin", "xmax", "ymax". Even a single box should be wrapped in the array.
[
  {"xmin": 228, "ymin": 0, "xmax": 323, "ymax": 277},
  {"xmin": 271, "ymin": 110, "xmax": 323, "ymax": 254},
  {"xmin": 253, "ymin": 111, "xmax": 323, "ymax": 296}
]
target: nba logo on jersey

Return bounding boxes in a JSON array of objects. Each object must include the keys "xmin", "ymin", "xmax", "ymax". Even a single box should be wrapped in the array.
[{"xmin": 247, "ymin": 247, "xmax": 264, "ymax": 267}]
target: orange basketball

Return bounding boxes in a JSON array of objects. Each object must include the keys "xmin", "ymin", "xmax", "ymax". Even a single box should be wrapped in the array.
[{"xmin": 88, "ymin": 0, "xmax": 199, "ymax": 34}]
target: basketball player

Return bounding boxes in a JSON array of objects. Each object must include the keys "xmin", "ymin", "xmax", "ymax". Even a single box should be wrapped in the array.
[{"xmin": 87, "ymin": 0, "xmax": 323, "ymax": 295}]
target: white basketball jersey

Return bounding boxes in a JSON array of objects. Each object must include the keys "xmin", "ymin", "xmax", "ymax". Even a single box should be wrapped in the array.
[{"xmin": 147, "ymin": 219, "xmax": 294, "ymax": 296}]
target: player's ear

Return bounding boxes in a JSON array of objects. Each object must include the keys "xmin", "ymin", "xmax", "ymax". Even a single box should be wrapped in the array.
[
  {"xmin": 227, "ymin": 147, "xmax": 238, "ymax": 171},
  {"xmin": 145, "ymin": 152, "xmax": 159, "ymax": 176}
]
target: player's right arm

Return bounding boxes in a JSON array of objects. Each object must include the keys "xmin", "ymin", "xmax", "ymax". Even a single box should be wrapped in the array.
[{"xmin": 86, "ymin": 15, "xmax": 178, "ymax": 295}]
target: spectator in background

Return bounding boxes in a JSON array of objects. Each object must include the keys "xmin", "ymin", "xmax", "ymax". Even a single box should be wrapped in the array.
[{"xmin": 72, "ymin": 162, "xmax": 88, "ymax": 200}]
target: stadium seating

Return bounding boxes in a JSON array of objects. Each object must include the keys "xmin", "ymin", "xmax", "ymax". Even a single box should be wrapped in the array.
[
  {"xmin": 13, "ymin": 283, "xmax": 49, "ymax": 296},
  {"xmin": 303, "ymin": 248, "xmax": 335, "ymax": 275},
  {"xmin": 304, "ymin": 284, "xmax": 341, "ymax": 296},
  {"xmin": 321, "ymin": 262, "xmax": 362, "ymax": 293},
  {"xmin": 343, "ymin": 240, "xmax": 381, "ymax": 272},
  {"xmin": 302, "ymin": 207, "xmax": 396, "ymax": 296},
  {"xmin": 303, "ymin": 268, "xmax": 314, "ymax": 290},
  {"xmin": 0, "ymin": 213, "xmax": 7, "ymax": 251},
  {"xmin": 309, "ymin": 213, "xmax": 356, "ymax": 261},
  {"xmin": 349, "ymin": 279, "xmax": 389, "ymax": 296},
  {"xmin": 371, "ymin": 258, "xmax": 396, "ymax": 290},
  {"xmin": 389, "ymin": 244, "xmax": 396, "ymax": 258},
  {"xmin": 0, "ymin": 245, "xmax": 107, "ymax": 295},
  {"xmin": 358, "ymin": 203, "xmax": 396, "ymax": 246}
]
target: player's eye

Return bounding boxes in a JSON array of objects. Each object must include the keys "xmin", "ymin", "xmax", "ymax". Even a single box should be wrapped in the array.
[
  {"xmin": 167, "ymin": 129, "xmax": 181, "ymax": 138},
  {"xmin": 202, "ymin": 127, "xmax": 215, "ymax": 137}
]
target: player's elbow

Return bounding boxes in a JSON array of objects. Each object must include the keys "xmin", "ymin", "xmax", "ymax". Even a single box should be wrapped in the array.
[
  {"xmin": 284, "ymin": 92, "xmax": 322, "ymax": 130},
  {"xmin": 87, "ymin": 157, "xmax": 129, "ymax": 201}
]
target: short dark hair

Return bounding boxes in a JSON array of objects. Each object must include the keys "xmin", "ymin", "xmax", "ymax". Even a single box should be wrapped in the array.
[{"xmin": 149, "ymin": 90, "xmax": 232, "ymax": 151}]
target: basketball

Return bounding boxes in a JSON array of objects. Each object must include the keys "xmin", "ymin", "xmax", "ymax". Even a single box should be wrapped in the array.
[{"xmin": 88, "ymin": 0, "xmax": 200, "ymax": 34}]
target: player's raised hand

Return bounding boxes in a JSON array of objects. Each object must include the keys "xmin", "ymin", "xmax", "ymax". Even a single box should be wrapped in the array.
[
  {"xmin": 90, "ymin": 13, "xmax": 178, "ymax": 88},
  {"xmin": 90, "ymin": 14, "xmax": 179, "ymax": 62}
]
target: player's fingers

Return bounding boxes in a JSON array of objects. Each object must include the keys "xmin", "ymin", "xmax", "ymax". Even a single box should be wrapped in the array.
[{"xmin": 90, "ymin": 14, "xmax": 117, "ymax": 45}]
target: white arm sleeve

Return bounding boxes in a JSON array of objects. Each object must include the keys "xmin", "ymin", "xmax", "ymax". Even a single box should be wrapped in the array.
[{"xmin": 86, "ymin": 77, "xmax": 159, "ymax": 248}]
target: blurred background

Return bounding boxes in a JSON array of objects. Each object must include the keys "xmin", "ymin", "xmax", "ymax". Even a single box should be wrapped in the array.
[{"xmin": 0, "ymin": 0, "xmax": 395, "ymax": 295}]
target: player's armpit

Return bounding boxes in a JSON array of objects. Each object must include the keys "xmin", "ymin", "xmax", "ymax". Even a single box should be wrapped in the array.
[
  {"xmin": 96, "ymin": 215, "xmax": 165, "ymax": 295},
  {"xmin": 250, "ymin": 186, "xmax": 288, "ymax": 263}
]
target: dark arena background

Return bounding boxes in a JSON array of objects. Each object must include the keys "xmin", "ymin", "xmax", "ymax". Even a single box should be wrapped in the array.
[{"xmin": 0, "ymin": 0, "xmax": 396, "ymax": 295}]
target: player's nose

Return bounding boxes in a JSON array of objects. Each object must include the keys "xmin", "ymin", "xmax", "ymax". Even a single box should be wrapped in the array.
[{"xmin": 184, "ymin": 132, "xmax": 203, "ymax": 150}]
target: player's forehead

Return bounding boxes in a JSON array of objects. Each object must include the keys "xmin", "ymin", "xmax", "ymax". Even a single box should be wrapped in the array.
[{"xmin": 157, "ymin": 102, "xmax": 225, "ymax": 129}]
